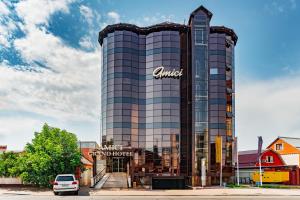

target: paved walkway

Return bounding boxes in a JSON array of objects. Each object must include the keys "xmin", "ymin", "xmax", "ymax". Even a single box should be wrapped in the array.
[
  {"xmin": 101, "ymin": 172, "xmax": 128, "ymax": 189},
  {"xmin": 90, "ymin": 188, "xmax": 300, "ymax": 196},
  {"xmin": 1, "ymin": 187, "xmax": 300, "ymax": 196}
]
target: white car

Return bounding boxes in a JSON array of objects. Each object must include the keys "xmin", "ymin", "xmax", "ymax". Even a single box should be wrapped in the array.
[{"xmin": 53, "ymin": 174, "xmax": 79, "ymax": 195}]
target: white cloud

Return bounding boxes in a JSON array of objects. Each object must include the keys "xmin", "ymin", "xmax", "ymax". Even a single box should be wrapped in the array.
[
  {"xmin": 0, "ymin": 21, "xmax": 16, "ymax": 47},
  {"xmin": 107, "ymin": 11, "xmax": 120, "ymax": 23},
  {"xmin": 264, "ymin": 0, "xmax": 297, "ymax": 14},
  {"xmin": 0, "ymin": 1, "xmax": 9, "ymax": 16},
  {"xmin": 0, "ymin": 117, "xmax": 43, "ymax": 150},
  {"xmin": 15, "ymin": 0, "xmax": 74, "ymax": 30},
  {"xmin": 290, "ymin": 0, "xmax": 296, "ymax": 9},
  {"xmin": 157, "ymin": 14, "xmax": 175, "ymax": 23},
  {"xmin": 2, "ymin": 0, "xmax": 300, "ymax": 154},
  {"xmin": 79, "ymin": 5, "xmax": 94, "ymax": 25},
  {"xmin": 236, "ymin": 74, "xmax": 300, "ymax": 150},
  {"xmin": 0, "ymin": 0, "xmax": 101, "ymax": 149},
  {"xmin": 128, "ymin": 13, "xmax": 176, "ymax": 27},
  {"xmin": 0, "ymin": 35, "xmax": 9, "ymax": 47},
  {"xmin": 78, "ymin": 5, "xmax": 101, "ymax": 51},
  {"xmin": 0, "ymin": 111, "xmax": 99, "ymax": 150},
  {"xmin": 79, "ymin": 35, "xmax": 94, "ymax": 49},
  {"xmin": 0, "ymin": 2, "xmax": 18, "ymax": 47},
  {"xmin": 0, "ymin": 56, "xmax": 100, "ymax": 121},
  {"xmin": 0, "ymin": 0, "xmax": 75, "ymax": 47}
]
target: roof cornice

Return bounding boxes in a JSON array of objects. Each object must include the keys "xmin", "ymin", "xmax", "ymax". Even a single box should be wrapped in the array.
[
  {"xmin": 98, "ymin": 22, "xmax": 188, "ymax": 45},
  {"xmin": 210, "ymin": 26, "xmax": 238, "ymax": 45}
]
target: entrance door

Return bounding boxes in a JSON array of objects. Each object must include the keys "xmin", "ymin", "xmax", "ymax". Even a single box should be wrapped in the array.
[{"xmin": 112, "ymin": 158, "xmax": 125, "ymax": 172}]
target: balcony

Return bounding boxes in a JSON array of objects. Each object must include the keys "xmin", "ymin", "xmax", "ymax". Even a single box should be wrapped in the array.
[
  {"xmin": 226, "ymin": 111, "xmax": 234, "ymax": 118},
  {"xmin": 226, "ymin": 88, "xmax": 233, "ymax": 94},
  {"xmin": 226, "ymin": 64, "xmax": 232, "ymax": 71}
]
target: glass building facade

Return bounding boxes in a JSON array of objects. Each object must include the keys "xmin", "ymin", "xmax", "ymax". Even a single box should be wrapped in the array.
[{"xmin": 99, "ymin": 5, "xmax": 238, "ymax": 187}]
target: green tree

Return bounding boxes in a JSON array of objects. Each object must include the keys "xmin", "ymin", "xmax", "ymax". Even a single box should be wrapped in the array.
[
  {"xmin": 0, "ymin": 151, "xmax": 20, "ymax": 177},
  {"xmin": 18, "ymin": 123, "xmax": 81, "ymax": 187}
]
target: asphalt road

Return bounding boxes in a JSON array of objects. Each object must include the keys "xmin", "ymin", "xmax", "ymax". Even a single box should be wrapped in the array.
[
  {"xmin": 1, "ymin": 195, "xmax": 300, "ymax": 200},
  {"xmin": 2, "ymin": 187, "xmax": 300, "ymax": 200}
]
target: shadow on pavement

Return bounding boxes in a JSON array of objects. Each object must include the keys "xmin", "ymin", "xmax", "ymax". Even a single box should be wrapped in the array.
[
  {"xmin": 79, "ymin": 187, "xmax": 91, "ymax": 196},
  {"xmin": 57, "ymin": 187, "xmax": 91, "ymax": 196},
  {"xmin": 1, "ymin": 186, "xmax": 91, "ymax": 196},
  {"xmin": 0, "ymin": 185, "xmax": 51, "ymax": 192}
]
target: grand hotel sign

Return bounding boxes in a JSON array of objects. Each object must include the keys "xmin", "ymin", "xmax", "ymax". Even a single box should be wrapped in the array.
[
  {"xmin": 153, "ymin": 66, "xmax": 183, "ymax": 79},
  {"xmin": 89, "ymin": 145, "xmax": 132, "ymax": 157}
]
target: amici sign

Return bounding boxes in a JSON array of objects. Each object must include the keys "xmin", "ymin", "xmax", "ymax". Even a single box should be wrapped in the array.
[
  {"xmin": 99, "ymin": 145, "xmax": 123, "ymax": 151},
  {"xmin": 89, "ymin": 145, "xmax": 132, "ymax": 157},
  {"xmin": 152, "ymin": 66, "xmax": 183, "ymax": 79}
]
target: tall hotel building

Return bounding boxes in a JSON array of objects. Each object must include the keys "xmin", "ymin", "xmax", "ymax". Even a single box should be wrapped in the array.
[{"xmin": 99, "ymin": 5, "xmax": 238, "ymax": 187}]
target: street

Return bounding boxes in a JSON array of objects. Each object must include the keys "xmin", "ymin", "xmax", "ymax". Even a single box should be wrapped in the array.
[
  {"xmin": 1, "ymin": 195, "xmax": 300, "ymax": 200},
  {"xmin": 1, "ymin": 188, "xmax": 300, "ymax": 200}
]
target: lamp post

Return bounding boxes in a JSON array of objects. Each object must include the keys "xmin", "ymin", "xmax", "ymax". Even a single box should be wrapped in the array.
[
  {"xmin": 257, "ymin": 136, "xmax": 263, "ymax": 187},
  {"xmin": 259, "ymin": 154, "xmax": 263, "ymax": 187},
  {"xmin": 236, "ymin": 137, "xmax": 240, "ymax": 186}
]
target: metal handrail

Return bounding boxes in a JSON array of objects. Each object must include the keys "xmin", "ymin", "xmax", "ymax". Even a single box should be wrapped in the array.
[{"xmin": 92, "ymin": 167, "xmax": 106, "ymax": 187}]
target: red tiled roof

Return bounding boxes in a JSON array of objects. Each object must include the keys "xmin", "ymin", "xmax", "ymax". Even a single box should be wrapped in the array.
[
  {"xmin": 0, "ymin": 145, "xmax": 7, "ymax": 150},
  {"xmin": 81, "ymin": 148, "xmax": 93, "ymax": 163},
  {"xmin": 238, "ymin": 150, "xmax": 259, "ymax": 168}
]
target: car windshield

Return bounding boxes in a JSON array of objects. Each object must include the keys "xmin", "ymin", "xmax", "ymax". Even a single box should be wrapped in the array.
[{"xmin": 56, "ymin": 176, "xmax": 74, "ymax": 182}]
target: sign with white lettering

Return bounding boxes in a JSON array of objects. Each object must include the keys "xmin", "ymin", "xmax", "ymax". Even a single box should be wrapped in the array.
[
  {"xmin": 153, "ymin": 66, "xmax": 183, "ymax": 79},
  {"xmin": 99, "ymin": 145, "xmax": 123, "ymax": 151},
  {"xmin": 89, "ymin": 145, "xmax": 132, "ymax": 157}
]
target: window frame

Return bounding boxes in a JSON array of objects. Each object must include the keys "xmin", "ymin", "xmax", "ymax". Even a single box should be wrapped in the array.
[
  {"xmin": 265, "ymin": 155, "xmax": 274, "ymax": 163},
  {"xmin": 275, "ymin": 143, "xmax": 283, "ymax": 151},
  {"xmin": 194, "ymin": 26, "xmax": 206, "ymax": 46},
  {"xmin": 210, "ymin": 68, "xmax": 218, "ymax": 75}
]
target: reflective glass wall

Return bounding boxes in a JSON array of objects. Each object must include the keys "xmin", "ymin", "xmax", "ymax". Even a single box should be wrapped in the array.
[
  {"xmin": 99, "ymin": 6, "xmax": 237, "ymax": 186},
  {"xmin": 190, "ymin": 10, "xmax": 210, "ymax": 185},
  {"xmin": 101, "ymin": 29, "xmax": 182, "ymax": 175},
  {"xmin": 208, "ymin": 31, "xmax": 236, "ymax": 183},
  {"xmin": 208, "ymin": 33, "xmax": 227, "ymax": 169},
  {"xmin": 145, "ymin": 31, "xmax": 181, "ymax": 174},
  {"xmin": 101, "ymin": 30, "xmax": 141, "ymax": 149}
]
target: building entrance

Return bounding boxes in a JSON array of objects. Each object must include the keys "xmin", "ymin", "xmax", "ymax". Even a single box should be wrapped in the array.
[{"xmin": 112, "ymin": 157, "xmax": 125, "ymax": 172}]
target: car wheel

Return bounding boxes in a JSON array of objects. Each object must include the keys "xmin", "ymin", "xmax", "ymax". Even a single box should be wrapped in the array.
[
  {"xmin": 53, "ymin": 192, "xmax": 58, "ymax": 195},
  {"xmin": 74, "ymin": 191, "xmax": 79, "ymax": 195}
]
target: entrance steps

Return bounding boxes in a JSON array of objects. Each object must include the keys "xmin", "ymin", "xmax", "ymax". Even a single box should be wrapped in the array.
[
  {"xmin": 101, "ymin": 172, "xmax": 128, "ymax": 189},
  {"xmin": 94, "ymin": 173, "xmax": 111, "ymax": 189}
]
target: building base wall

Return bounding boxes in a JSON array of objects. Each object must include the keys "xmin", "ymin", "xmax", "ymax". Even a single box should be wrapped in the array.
[{"xmin": 152, "ymin": 176, "xmax": 185, "ymax": 189}]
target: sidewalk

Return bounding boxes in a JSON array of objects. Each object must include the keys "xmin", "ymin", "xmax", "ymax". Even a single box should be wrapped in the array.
[
  {"xmin": 0, "ymin": 186, "xmax": 53, "ymax": 196},
  {"xmin": 90, "ymin": 188, "xmax": 300, "ymax": 196},
  {"xmin": 0, "ymin": 186, "xmax": 90, "ymax": 196},
  {"xmin": 1, "ymin": 187, "xmax": 300, "ymax": 196}
]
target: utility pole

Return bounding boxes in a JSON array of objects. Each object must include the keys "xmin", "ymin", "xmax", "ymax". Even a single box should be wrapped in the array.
[
  {"xmin": 220, "ymin": 159, "xmax": 222, "ymax": 186},
  {"xmin": 236, "ymin": 137, "xmax": 240, "ymax": 186},
  {"xmin": 257, "ymin": 136, "xmax": 263, "ymax": 187},
  {"xmin": 201, "ymin": 158, "xmax": 206, "ymax": 187},
  {"xmin": 259, "ymin": 155, "xmax": 263, "ymax": 187}
]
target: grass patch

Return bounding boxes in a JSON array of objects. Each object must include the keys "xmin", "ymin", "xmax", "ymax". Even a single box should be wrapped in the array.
[
  {"xmin": 226, "ymin": 184, "xmax": 300, "ymax": 189},
  {"xmin": 226, "ymin": 184, "xmax": 250, "ymax": 188},
  {"xmin": 259, "ymin": 184, "xmax": 300, "ymax": 189}
]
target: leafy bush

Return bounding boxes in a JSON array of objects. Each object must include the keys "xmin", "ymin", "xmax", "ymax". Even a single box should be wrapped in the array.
[
  {"xmin": 0, "ymin": 123, "xmax": 82, "ymax": 187},
  {"xmin": 0, "ymin": 151, "xmax": 21, "ymax": 177}
]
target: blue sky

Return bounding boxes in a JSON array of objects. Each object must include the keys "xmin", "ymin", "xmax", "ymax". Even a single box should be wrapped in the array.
[{"xmin": 0, "ymin": 0, "xmax": 300, "ymax": 150}]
